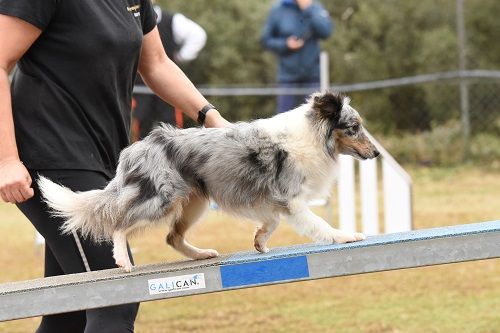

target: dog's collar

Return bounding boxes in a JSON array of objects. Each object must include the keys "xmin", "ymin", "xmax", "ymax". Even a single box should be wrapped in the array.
[{"xmin": 197, "ymin": 104, "xmax": 216, "ymax": 126}]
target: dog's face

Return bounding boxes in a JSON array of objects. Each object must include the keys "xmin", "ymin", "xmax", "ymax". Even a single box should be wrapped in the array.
[{"xmin": 310, "ymin": 91, "xmax": 380, "ymax": 160}]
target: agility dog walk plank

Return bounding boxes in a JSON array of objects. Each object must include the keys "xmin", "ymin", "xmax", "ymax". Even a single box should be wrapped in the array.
[{"xmin": 1, "ymin": 221, "xmax": 499, "ymax": 321}]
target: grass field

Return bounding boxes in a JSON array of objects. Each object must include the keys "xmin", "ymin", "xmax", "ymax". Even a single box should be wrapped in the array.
[{"xmin": 0, "ymin": 166, "xmax": 499, "ymax": 332}]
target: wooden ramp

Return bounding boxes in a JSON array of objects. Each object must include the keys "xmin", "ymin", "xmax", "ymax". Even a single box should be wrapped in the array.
[{"xmin": 1, "ymin": 221, "xmax": 499, "ymax": 322}]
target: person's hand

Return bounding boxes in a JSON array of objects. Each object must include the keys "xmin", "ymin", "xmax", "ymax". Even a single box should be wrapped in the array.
[
  {"xmin": 287, "ymin": 36, "xmax": 305, "ymax": 51},
  {"xmin": 204, "ymin": 109, "xmax": 232, "ymax": 128},
  {"xmin": 0, "ymin": 158, "xmax": 34, "ymax": 203},
  {"xmin": 296, "ymin": 0, "xmax": 313, "ymax": 10}
]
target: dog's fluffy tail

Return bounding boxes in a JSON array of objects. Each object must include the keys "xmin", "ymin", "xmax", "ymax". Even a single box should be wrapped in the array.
[{"xmin": 38, "ymin": 176, "xmax": 117, "ymax": 242}]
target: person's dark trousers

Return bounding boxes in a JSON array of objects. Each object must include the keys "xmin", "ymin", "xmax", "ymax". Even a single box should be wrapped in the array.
[
  {"xmin": 17, "ymin": 169, "xmax": 139, "ymax": 333},
  {"xmin": 133, "ymin": 93, "xmax": 176, "ymax": 139},
  {"xmin": 276, "ymin": 80, "xmax": 320, "ymax": 114}
]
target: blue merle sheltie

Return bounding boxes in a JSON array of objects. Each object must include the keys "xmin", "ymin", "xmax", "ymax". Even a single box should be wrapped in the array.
[{"xmin": 38, "ymin": 91, "xmax": 380, "ymax": 272}]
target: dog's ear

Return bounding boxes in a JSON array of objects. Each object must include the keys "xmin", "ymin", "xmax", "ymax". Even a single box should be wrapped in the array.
[{"xmin": 310, "ymin": 91, "xmax": 347, "ymax": 125}]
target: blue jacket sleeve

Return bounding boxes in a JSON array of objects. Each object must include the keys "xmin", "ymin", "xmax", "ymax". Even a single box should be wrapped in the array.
[
  {"xmin": 302, "ymin": 3, "xmax": 333, "ymax": 40},
  {"xmin": 260, "ymin": 7, "xmax": 289, "ymax": 55}
]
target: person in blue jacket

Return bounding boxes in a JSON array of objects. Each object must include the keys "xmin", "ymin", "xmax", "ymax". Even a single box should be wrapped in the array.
[{"xmin": 261, "ymin": 0, "xmax": 333, "ymax": 113}]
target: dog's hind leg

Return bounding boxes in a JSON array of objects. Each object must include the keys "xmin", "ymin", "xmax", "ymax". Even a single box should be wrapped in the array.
[
  {"xmin": 254, "ymin": 216, "xmax": 280, "ymax": 253},
  {"xmin": 166, "ymin": 194, "xmax": 219, "ymax": 260},
  {"xmin": 284, "ymin": 200, "xmax": 365, "ymax": 244},
  {"xmin": 113, "ymin": 230, "xmax": 133, "ymax": 272}
]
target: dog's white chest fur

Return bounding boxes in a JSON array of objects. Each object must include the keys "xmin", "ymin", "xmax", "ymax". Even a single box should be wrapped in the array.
[{"xmin": 256, "ymin": 106, "xmax": 338, "ymax": 201}]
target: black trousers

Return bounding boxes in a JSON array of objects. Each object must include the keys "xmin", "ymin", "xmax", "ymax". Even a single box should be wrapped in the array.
[{"xmin": 17, "ymin": 169, "xmax": 139, "ymax": 333}]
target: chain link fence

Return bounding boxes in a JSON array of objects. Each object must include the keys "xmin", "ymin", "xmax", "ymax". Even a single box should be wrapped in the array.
[
  {"xmin": 351, "ymin": 78, "xmax": 500, "ymax": 135},
  {"xmin": 159, "ymin": 71, "xmax": 499, "ymax": 166},
  {"xmin": 351, "ymin": 77, "xmax": 500, "ymax": 165}
]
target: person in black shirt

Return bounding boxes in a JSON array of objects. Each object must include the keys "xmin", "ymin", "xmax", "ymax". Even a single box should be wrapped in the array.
[{"xmin": 0, "ymin": 0, "xmax": 229, "ymax": 332}]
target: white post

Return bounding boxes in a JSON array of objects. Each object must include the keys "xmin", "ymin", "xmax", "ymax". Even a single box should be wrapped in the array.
[
  {"xmin": 359, "ymin": 159, "xmax": 379, "ymax": 235},
  {"xmin": 382, "ymin": 160, "xmax": 412, "ymax": 233},
  {"xmin": 337, "ymin": 155, "xmax": 356, "ymax": 233}
]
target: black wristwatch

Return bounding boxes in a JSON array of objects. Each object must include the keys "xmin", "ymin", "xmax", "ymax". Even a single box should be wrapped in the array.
[{"xmin": 197, "ymin": 104, "xmax": 216, "ymax": 126}]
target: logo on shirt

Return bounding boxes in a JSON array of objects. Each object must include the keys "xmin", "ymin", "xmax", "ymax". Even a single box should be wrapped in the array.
[{"xmin": 127, "ymin": 4, "xmax": 141, "ymax": 18}]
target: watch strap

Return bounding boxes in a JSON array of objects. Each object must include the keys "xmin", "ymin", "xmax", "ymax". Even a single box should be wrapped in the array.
[{"xmin": 197, "ymin": 104, "xmax": 216, "ymax": 126}]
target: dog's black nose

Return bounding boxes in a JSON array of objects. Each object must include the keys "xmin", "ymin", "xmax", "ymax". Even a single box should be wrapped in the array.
[{"xmin": 373, "ymin": 149, "xmax": 380, "ymax": 158}]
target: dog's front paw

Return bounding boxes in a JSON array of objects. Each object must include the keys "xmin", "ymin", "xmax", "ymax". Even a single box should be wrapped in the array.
[
  {"xmin": 254, "ymin": 229, "xmax": 270, "ymax": 253},
  {"xmin": 254, "ymin": 241, "xmax": 270, "ymax": 254}
]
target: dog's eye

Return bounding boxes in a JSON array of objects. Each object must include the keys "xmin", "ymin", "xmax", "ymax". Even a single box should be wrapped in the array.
[{"xmin": 351, "ymin": 124, "xmax": 360, "ymax": 132}]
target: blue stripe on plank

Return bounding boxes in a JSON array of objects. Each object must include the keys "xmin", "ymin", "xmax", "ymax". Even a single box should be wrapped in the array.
[{"xmin": 220, "ymin": 256, "xmax": 309, "ymax": 288}]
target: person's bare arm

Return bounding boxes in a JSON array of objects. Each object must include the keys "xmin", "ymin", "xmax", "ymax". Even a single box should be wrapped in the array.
[
  {"xmin": 138, "ymin": 27, "xmax": 230, "ymax": 128},
  {"xmin": 0, "ymin": 14, "xmax": 41, "ymax": 203}
]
